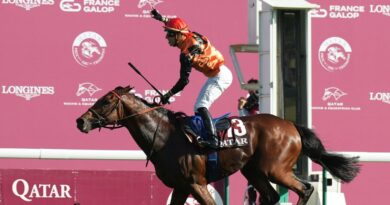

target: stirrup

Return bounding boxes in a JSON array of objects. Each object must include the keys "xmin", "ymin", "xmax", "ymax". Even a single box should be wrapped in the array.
[{"xmin": 197, "ymin": 136, "xmax": 219, "ymax": 149}]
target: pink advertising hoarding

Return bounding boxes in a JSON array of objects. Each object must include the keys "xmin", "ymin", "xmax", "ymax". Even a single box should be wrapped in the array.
[
  {"xmin": 310, "ymin": 1, "xmax": 390, "ymax": 205},
  {"xmin": 0, "ymin": 169, "xmax": 171, "ymax": 204},
  {"xmin": 0, "ymin": 0, "xmax": 389, "ymax": 205}
]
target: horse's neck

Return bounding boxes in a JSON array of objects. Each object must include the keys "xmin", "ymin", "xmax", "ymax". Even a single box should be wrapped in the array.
[{"xmin": 121, "ymin": 95, "xmax": 168, "ymax": 154}]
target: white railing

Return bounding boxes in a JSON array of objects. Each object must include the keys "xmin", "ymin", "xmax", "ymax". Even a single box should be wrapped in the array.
[
  {"xmin": 0, "ymin": 148, "xmax": 146, "ymax": 160},
  {"xmin": 334, "ymin": 151, "xmax": 390, "ymax": 162},
  {"xmin": 1, "ymin": 149, "xmax": 388, "ymax": 162}
]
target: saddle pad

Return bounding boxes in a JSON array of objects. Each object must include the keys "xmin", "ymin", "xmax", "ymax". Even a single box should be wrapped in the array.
[
  {"xmin": 218, "ymin": 118, "xmax": 250, "ymax": 148},
  {"xmin": 189, "ymin": 116, "xmax": 250, "ymax": 149}
]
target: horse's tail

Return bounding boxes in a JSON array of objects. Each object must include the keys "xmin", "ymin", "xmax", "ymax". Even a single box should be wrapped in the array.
[{"xmin": 295, "ymin": 124, "xmax": 360, "ymax": 183}]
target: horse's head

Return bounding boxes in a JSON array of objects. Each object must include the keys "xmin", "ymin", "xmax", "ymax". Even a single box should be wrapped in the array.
[{"xmin": 76, "ymin": 86, "xmax": 132, "ymax": 133}]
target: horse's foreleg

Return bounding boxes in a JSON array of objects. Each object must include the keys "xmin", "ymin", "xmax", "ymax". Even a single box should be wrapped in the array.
[
  {"xmin": 189, "ymin": 184, "xmax": 216, "ymax": 205},
  {"xmin": 169, "ymin": 188, "xmax": 190, "ymax": 205}
]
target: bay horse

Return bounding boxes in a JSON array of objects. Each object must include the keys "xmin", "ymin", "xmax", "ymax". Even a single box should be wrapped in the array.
[{"xmin": 76, "ymin": 86, "xmax": 360, "ymax": 205}]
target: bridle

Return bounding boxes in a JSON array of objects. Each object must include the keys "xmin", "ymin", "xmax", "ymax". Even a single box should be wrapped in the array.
[
  {"xmin": 88, "ymin": 90, "xmax": 163, "ymax": 130},
  {"xmin": 88, "ymin": 90, "xmax": 163, "ymax": 166}
]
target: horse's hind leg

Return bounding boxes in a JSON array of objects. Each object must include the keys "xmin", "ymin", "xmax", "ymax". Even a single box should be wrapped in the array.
[
  {"xmin": 189, "ymin": 184, "xmax": 216, "ymax": 205},
  {"xmin": 295, "ymin": 178, "xmax": 314, "ymax": 205},
  {"xmin": 272, "ymin": 171, "xmax": 314, "ymax": 205},
  {"xmin": 241, "ymin": 165, "xmax": 280, "ymax": 205},
  {"xmin": 169, "ymin": 188, "xmax": 190, "ymax": 205}
]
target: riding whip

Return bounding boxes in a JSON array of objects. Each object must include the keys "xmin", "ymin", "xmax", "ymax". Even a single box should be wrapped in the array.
[{"xmin": 127, "ymin": 62, "xmax": 167, "ymax": 102}]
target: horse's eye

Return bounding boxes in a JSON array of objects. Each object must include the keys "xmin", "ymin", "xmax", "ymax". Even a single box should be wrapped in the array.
[{"xmin": 102, "ymin": 102, "xmax": 110, "ymax": 108}]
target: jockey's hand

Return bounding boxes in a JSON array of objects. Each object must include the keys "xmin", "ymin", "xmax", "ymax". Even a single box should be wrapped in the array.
[
  {"xmin": 238, "ymin": 97, "xmax": 247, "ymax": 110},
  {"xmin": 151, "ymin": 9, "xmax": 165, "ymax": 22},
  {"xmin": 160, "ymin": 91, "xmax": 172, "ymax": 105}
]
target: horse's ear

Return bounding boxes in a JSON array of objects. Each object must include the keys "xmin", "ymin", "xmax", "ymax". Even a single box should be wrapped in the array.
[
  {"xmin": 123, "ymin": 86, "xmax": 133, "ymax": 93},
  {"xmin": 114, "ymin": 86, "xmax": 124, "ymax": 91}
]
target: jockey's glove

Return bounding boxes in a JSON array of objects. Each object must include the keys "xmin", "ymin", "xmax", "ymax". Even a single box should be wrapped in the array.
[
  {"xmin": 160, "ymin": 91, "xmax": 173, "ymax": 105},
  {"xmin": 151, "ymin": 9, "xmax": 168, "ymax": 23}
]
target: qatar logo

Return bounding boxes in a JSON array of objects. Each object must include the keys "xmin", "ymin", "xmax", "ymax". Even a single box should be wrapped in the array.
[
  {"xmin": 63, "ymin": 83, "xmax": 101, "ymax": 106},
  {"xmin": 137, "ymin": 0, "xmax": 163, "ymax": 8},
  {"xmin": 72, "ymin": 31, "xmax": 106, "ymax": 67},
  {"xmin": 12, "ymin": 179, "xmax": 72, "ymax": 202},
  {"xmin": 318, "ymin": 37, "xmax": 351, "ymax": 72},
  {"xmin": 166, "ymin": 185, "xmax": 223, "ymax": 205},
  {"xmin": 322, "ymin": 87, "xmax": 347, "ymax": 101},
  {"xmin": 76, "ymin": 82, "xmax": 102, "ymax": 96}
]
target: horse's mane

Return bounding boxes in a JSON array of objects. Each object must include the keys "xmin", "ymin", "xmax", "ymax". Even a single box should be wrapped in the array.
[{"xmin": 115, "ymin": 85, "xmax": 188, "ymax": 119}]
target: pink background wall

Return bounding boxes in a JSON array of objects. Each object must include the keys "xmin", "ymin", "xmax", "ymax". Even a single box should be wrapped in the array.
[
  {"xmin": 0, "ymin": 0, "xmax": 389, "ymax": 204},
  {"xmin": 310, "ymin": 1, "xmax": 390, "ymax": 205}
]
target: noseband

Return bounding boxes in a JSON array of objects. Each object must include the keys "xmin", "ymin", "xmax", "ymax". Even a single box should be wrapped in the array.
[{"xmin": 88, "ymin": 90, "xmax": 163, "ymax": 130}]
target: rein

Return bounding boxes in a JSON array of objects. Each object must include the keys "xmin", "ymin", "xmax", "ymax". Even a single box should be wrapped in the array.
[
  {"xmin": 112, "ymin": 105, "xmax": 163, "ymax": 128},
  {"xmin": 89, "ymin": 91, "xmax": 163, "ymax": 129}
]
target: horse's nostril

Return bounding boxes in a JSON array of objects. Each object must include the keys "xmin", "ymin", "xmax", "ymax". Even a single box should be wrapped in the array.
[{"xmin": 76, "ymin": 118, "xmax": 85, "ymax": 127}]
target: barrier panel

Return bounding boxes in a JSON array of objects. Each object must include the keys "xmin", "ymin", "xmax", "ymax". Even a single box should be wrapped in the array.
[
  {"xmin": 1, "ymin": 169, "xmax": 171, "ymax": 205},
  {"xmin": 0, "ymin": 148, "xmax": 226, "ymax": 205}
]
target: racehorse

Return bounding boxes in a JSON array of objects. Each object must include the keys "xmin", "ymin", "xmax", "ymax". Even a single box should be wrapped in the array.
[{"xmin": 76, "ymin": 86, "xmax": 360, "ymax": 205}]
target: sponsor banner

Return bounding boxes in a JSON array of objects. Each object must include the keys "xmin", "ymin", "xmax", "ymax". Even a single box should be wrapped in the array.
[
  {"xmin": 1, "ymin": 0, "xmax": 54, "ymax": 10},
  {"xmin": 1, "ymin": 85, "xmax": 55, "ymax": 100},
  {"xmin": 369, "ymin": 4, "xmax": 390, "ymax": 17},
  {"xmin": 318, "ymin": 37, "xmax": 351, "ymax": 72},
  {"xmin": 312, "ymin": 87, "xmax": 361, "ymax": 111},
  {"xmin": 59, "ymin": 0, "xmax": 120, "ymax": 13},
  {"xmin": 310, "ymin": 4, "xmax": 390, "ymax": 19},
  {"xmin": 63, "ymin": 82, "xmax": 102, "ymax": 106},
  {"xmin": 72, "ymin": 31, "xmax": 107, "ymax": 67},
  {"xmin": 124, "ymin": 0, "xmax": 177, "ymax": 19},
  {"xmin": 369, "ymin": 91, "xmax": 390, "ymax": 104},
  {"xmin": 1, "ymin": 169, "xmax": 225, "ymax": 205},
  {"xmin": 1, "ymin": 169, "xmax": 171, "ymax": 205}
]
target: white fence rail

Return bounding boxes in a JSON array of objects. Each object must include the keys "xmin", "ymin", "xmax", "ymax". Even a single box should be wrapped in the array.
[
  {"xmin": 335, "ymin": 152, "xmax": 390, "ymax": 162},
  {"xmin": 0, "ymin": 148, "xmax": 146, "ymax": 160},
  {"xmin": 0, "ymin": 149, "xmax": 388, "ymax": 162}
]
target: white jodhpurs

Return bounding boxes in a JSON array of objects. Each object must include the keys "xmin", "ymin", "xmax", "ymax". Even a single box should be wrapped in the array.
[{"xmin": 194, "ymin": 65, "xmax": 233, "ymax": 112}]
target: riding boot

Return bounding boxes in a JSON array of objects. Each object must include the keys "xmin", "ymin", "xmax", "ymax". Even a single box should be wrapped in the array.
[{"xmin": 197, "ymin": 107, "xmax": 219, "ymax": 149}]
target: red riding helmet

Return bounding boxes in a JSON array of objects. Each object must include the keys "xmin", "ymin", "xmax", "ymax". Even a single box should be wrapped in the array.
[{"xmin": 163, "ymin": 18, "xmax": 189, "ymax": 33}]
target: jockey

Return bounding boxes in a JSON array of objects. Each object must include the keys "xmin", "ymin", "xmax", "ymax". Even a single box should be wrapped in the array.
[{"xmin": 151, "ymin": 9, "xmax": 233, "ymax": 149}]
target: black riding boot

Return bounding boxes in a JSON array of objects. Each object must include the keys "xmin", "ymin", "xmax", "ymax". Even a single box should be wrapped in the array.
[{"xmin": 197, "ymin": 107, "xmax": 219, "ymax": 149}]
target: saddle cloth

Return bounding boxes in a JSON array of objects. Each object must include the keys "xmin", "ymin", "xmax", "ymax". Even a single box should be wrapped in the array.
[{"xmin": 183, "ymin": 113, "xmax": 250, "ymax": 149}]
